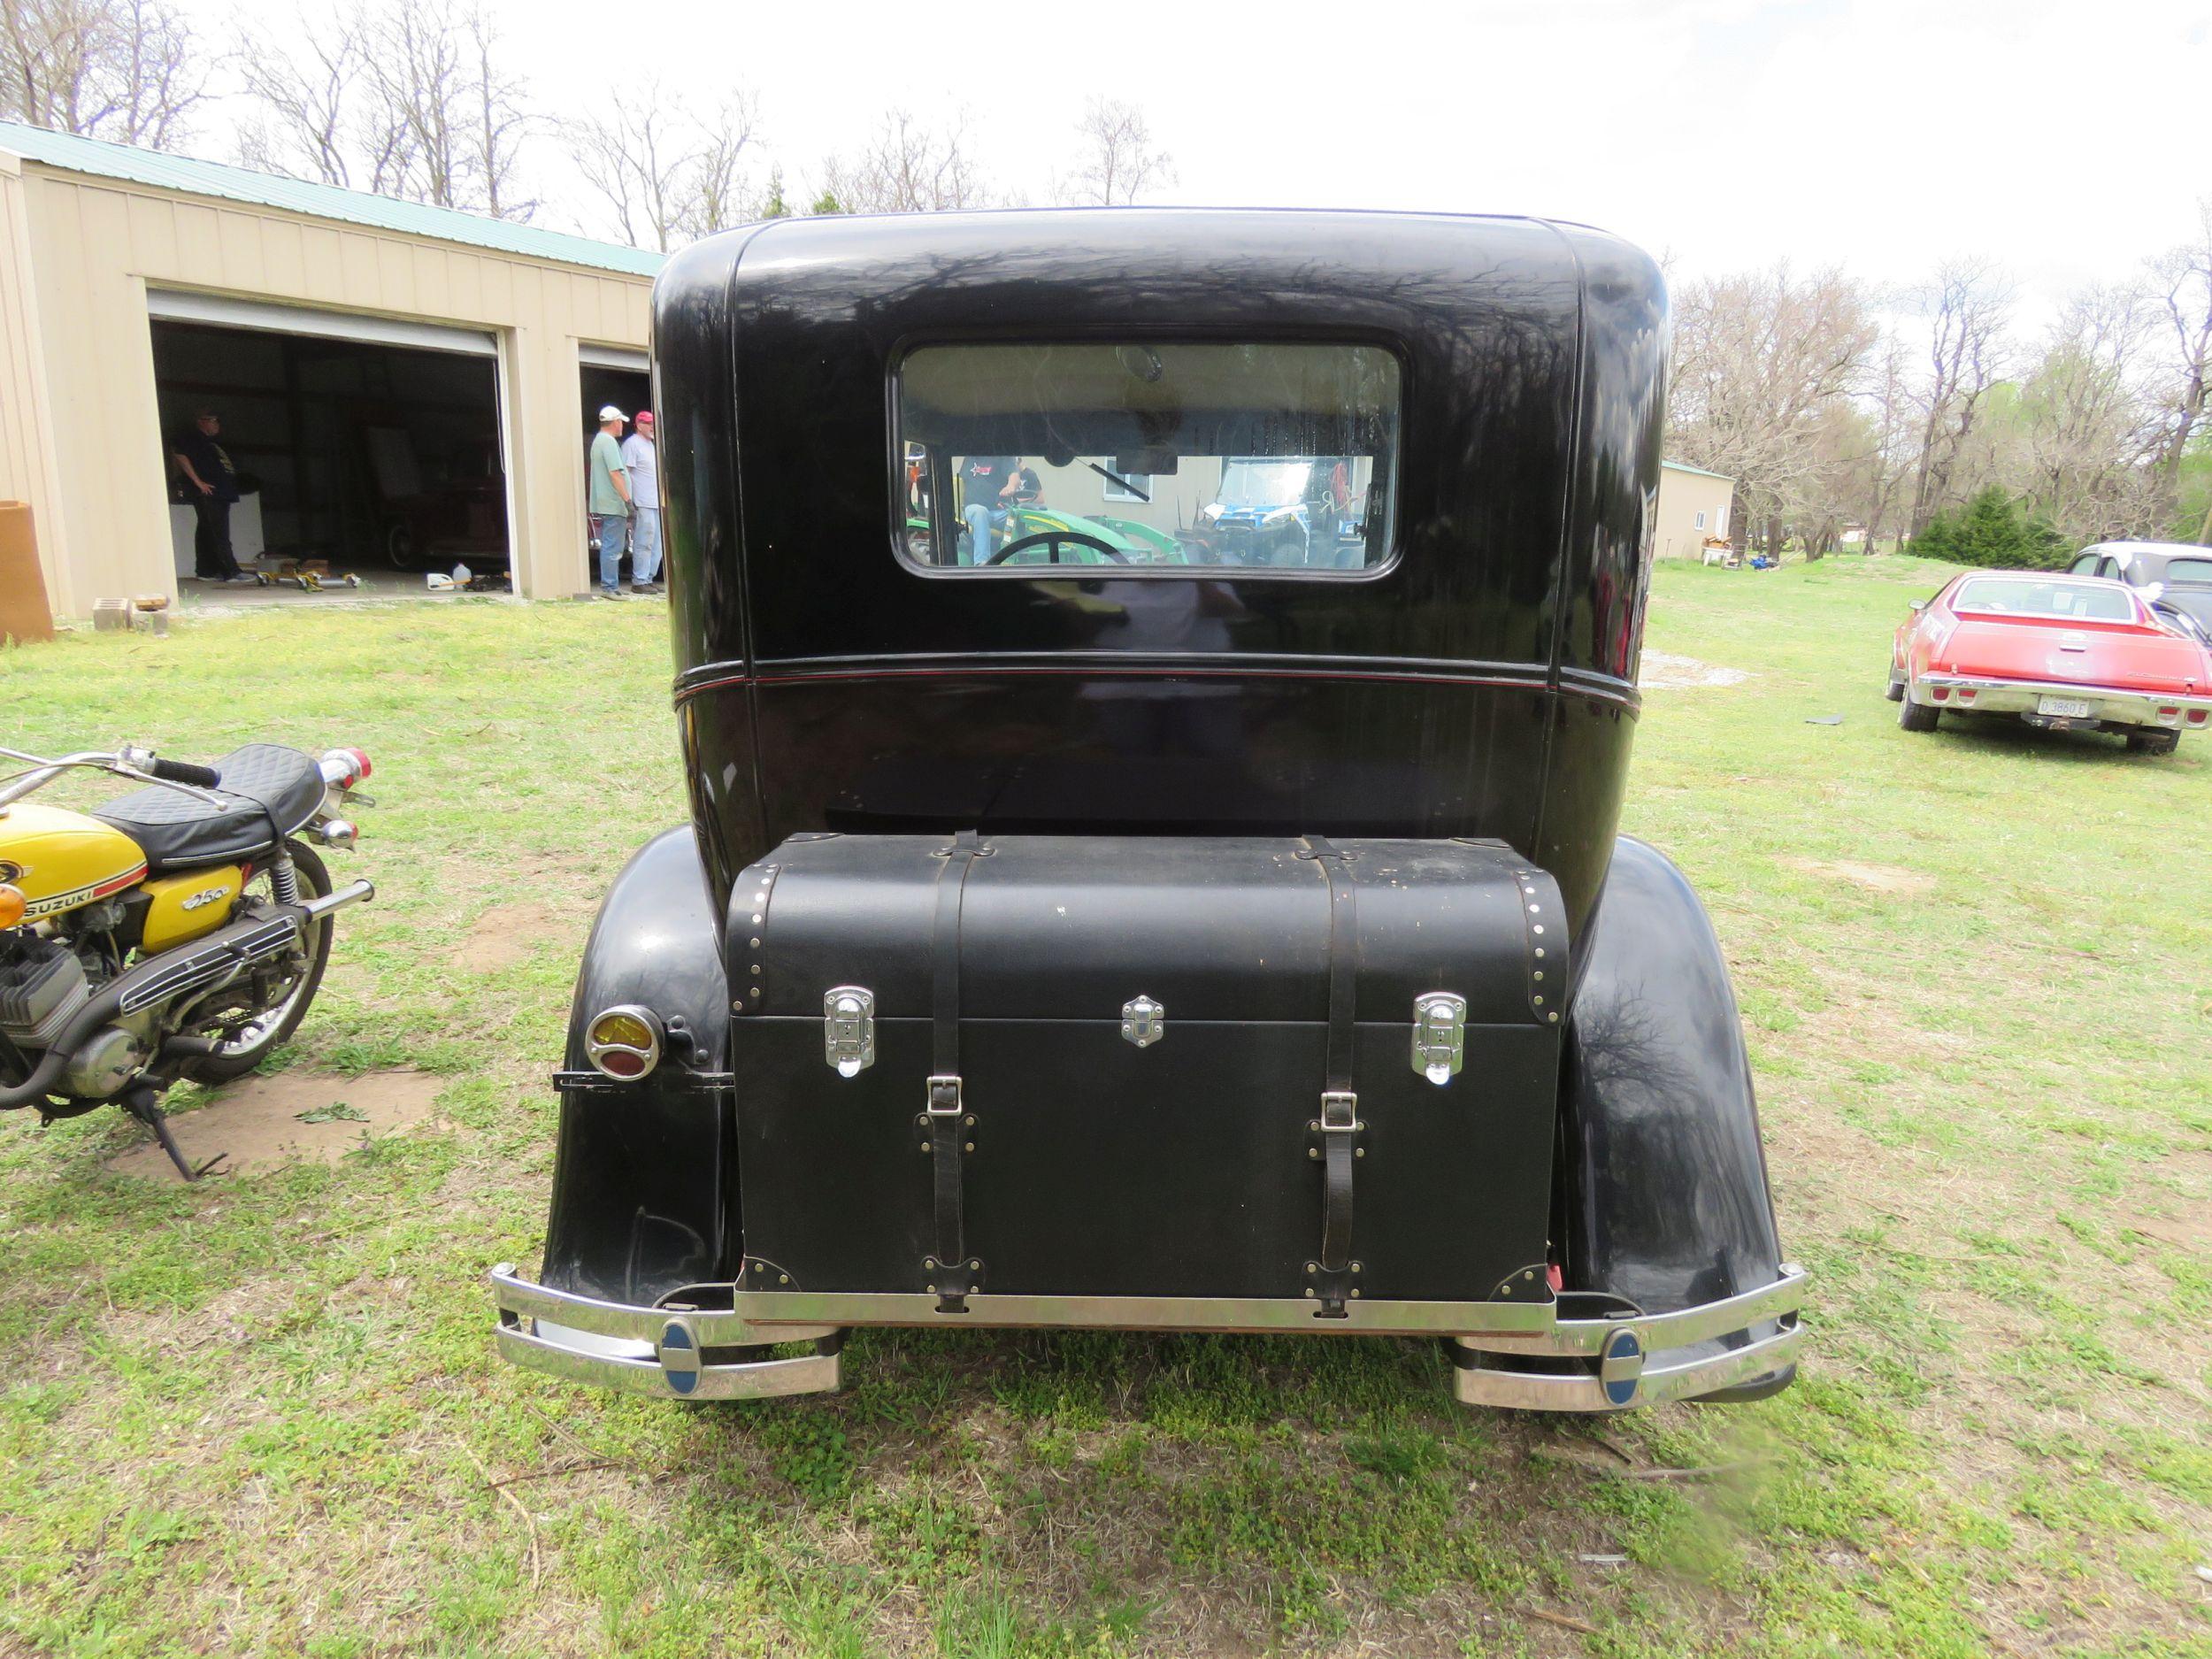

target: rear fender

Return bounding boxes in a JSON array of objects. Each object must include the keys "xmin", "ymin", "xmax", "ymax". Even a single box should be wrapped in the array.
[
  {"xmin": 540, "ymin": 827, "xmax": 734, "ymax": 1306},
  {"xmin": 1558, "ymin": 837, "xmax": 1788, "ymax": 1348}
]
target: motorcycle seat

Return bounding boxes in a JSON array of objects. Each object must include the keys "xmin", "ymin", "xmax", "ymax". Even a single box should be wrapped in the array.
[{"xmin": 95, "ymin": 744, "xmax": 327, "ymax": 872}]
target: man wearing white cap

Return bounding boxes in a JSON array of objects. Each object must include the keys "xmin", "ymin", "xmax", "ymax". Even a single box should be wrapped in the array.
[{"xmin": 588, "ymin": 405, "xmax": 634, "ymax": 599}]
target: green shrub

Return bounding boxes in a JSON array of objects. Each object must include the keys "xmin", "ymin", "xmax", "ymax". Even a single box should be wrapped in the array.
[{"xmin": 1912, "ymin": 487, "xmax": 2070, "ymax": 570}]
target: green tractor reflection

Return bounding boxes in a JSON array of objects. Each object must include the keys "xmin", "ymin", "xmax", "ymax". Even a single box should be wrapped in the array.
[{"xmin": 913, "ymin": 507, "xmax": 1189, "ymax": 568}]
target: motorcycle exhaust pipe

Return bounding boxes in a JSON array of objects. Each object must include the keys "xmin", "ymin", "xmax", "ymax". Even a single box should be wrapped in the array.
[
  {"xmin": 301, "ymin": 878, "xmax": 375, "ymax": 918},
  {"xmin": 0, "ymin": 882, "xmax": 374, "ymax": 1111}
]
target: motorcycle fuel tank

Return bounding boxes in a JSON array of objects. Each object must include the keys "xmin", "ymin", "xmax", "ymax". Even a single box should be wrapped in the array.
[{"xmin": 0, "ymin": 803, "xmax": 148, "ymax": 921}]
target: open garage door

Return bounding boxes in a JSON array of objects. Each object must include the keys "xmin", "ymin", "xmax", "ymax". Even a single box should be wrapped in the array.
[
  {"xmin": 580, "ymin": 349, "xmax": 649, "ymax": 435},
  {"xmin": 580, "ymin": 344, "xmax": 651, "ymax": 588},
  {"xmin": 149, "ymin": 291, "xmax": 511, "ymax": 582}
]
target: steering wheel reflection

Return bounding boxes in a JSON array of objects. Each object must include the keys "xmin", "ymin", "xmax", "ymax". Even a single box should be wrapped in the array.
[{"xmin": 984, "ymin": 531, "xmax": 1129, "ymax": 566}]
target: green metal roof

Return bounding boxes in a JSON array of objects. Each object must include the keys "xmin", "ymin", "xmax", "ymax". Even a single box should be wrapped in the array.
[
  {"xmin": 1662, "ymin": 459, "xmax": 1732, "ymax": 483},
  {"xmin": 0, "ymin": 120, "xmax": 664, "ymax": 279}
]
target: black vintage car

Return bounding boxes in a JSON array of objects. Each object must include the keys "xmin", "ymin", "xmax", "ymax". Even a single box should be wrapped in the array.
[{"xmin": 490, "ymin": 210, "xmax": 1806, "ymax": 1411}]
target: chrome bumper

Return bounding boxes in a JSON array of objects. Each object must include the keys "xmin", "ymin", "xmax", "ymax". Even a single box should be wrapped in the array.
[
  {"xmin": 489, "ymin": 1265, "xmax": 843, "ymax": 1401},
  {"xmin": 1914, "ymin": 673, "xmax": 2212, "ymax": 729},
  {"xmin": 492, "ymin": 1262, "xmax": 1807, "ymax": 1409},
  {"xmin": 1451, "ymin": 1264, "xmax": 1807, "ymax": 1410}
]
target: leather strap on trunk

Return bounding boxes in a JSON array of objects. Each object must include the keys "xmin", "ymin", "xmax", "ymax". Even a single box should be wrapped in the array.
[
  {"xmin": 921, "ymin": 829, "xmax": 985, "ymax": 1310},
  {"xmin": 1301, "ymin": 834, "xmax": 1362, "ymax": 1315}
]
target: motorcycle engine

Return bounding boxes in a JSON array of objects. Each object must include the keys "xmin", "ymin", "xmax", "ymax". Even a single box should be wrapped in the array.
[
  {"xmin": 0, "ymin": 936, "xmax": 90, "ymax": 1049},
  {"xmin": 63, "ymin": 1025, "xmax": 150, "ymax": 1098}
]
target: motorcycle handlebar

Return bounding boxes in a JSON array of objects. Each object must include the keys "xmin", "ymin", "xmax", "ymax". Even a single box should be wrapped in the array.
[{"xmin": 146, "ymin": 757, "xmax": 222, "ymax": 788}]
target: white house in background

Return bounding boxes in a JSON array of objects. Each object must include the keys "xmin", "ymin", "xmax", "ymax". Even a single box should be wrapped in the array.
[{"xmin": 1654, "ymin": 460, "xmax": 1733, "ymax": 559}]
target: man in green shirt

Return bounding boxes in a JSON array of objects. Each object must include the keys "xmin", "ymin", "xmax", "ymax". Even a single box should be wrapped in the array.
[{"xmin": 588, "ymin": 405, "xmax": 634, "ymax": 599}]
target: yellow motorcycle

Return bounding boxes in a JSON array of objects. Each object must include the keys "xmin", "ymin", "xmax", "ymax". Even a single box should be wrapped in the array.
[{"xmin": 0, "ymin": 741, "xmax": 375, "ymax": 1178}]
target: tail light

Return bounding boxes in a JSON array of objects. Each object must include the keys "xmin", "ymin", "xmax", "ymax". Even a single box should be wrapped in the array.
[
  {"xmin": 1955, "ymin": 687, "xmax": 1977, "ymax": 703},
  {"xmin": 319, "ymin": 748, "xmax": 372, "ymax": 788},
  {"xmin": 585, "ymin": 1005, "xmax": 663, "ymax": 1081},
  {"xmin": 1932, "ymin": 686, "xmax": 1951, "ymax": 701},
  {"xmin": 2190, "ymin": 710, "xmax": 2208, "ymax": 726}
]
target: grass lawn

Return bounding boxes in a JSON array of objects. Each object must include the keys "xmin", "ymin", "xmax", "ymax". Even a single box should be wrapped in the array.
[{"xmin": 0, "ymin": 557, "xmax": 2206, "ymax": 1657}]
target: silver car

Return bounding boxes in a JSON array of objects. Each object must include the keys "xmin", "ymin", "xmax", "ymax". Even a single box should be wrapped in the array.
[{"xmin": 2068, "ymin": 541, "xmax": 2212, "ymax": 642}]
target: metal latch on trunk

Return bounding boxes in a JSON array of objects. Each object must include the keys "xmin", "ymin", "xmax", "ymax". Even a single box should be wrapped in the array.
[
  {"xmin": 824, "ymin": 985, "xmax": 875, "ymax": 1077},
  {"xmin": 1410, "ymin": 991, "xmax": 1467, "ymax": 1084},
  {"xmin": 1120, "ymin": 994, "xmax": 1165, "ymax": 1048}
]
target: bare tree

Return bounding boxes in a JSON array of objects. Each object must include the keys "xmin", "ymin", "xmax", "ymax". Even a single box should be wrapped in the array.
[
  {"xmin": 818, "ymin": 110, "xmax": 987, "ymax": 214},
  {"xmin": 568, "ymin": 102, "xmax": 685, "ymax": 251},
  {"xmin": 236, "ymin": 7, "xmax": 363, "ymax": 186},
  {"xmin": 1, "ymin": 0, "xmax": 204, "ymax": 147},
  {"xmin": 235, "ymin": 0, "xmax": 534, "ymax": 219},
  {"xmin": 460, "ymin": 4, "xmax": 530, "ymax": 219},
  {"xmin": 1857, "ymin": 332, "xmax": 1919, "ymax": 550},
  {"xmin": 677, "ymin": 96, "xmax": 762, "ymax": 241},
  {"xmin": 1061, "ymin": 97, "xmax": 1173, "ymax": 206},
  {"xmin": 1667, "ymin": 263, "xmax": 1878, "ymax": 557},
  {"xmin": 360, "ymin": 0, "xmax": 465, "ymax": 206},
  {"xmin": 1985, "ymin": 283, "xmax": 2162, "ymax": 544},
  {"xmin": 566, "ymin": 86, "xmax": 760, "ymax": 251},
  {"xmin": 2148, "ymin": 198, "xmax": 2212, "ymax": 521},
  {"xmin": 1908, "ymin": 257, "xmax": 2013, "ymax": 534}
]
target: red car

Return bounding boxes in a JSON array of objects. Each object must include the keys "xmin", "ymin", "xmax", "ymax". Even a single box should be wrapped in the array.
[{"xmin": 1888, "ymin": 572, "xmax": 2212, "ymax": 755}]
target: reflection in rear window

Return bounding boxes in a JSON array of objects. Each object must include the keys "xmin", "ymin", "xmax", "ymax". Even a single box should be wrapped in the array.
[
  {"xmin": 1953, "ymin": 578, "xmax": 2135, "ymax": 622},
  {"xmin": 894, "ymin": 342, "xmax": 1402, "ymax": 574}
]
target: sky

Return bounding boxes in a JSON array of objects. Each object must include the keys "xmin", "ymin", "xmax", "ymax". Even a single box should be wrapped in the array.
[{"xmin": 196, "ymin": 0, "xmax": 2212, "ymax": 320}]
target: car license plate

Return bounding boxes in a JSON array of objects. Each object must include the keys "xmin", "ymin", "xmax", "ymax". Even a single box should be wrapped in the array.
[{"xmin": 2037, "ymin": 696, "xmax": 2092, "ymax": 718}]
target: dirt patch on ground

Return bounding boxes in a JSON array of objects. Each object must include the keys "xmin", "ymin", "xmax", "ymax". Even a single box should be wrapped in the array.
[
  {"xmin": 451, "ymin": 902, "xmax": 563, "ymax": 972},
  {"xmin": 1640, "ymin": 650, "xmax": 1749, "ymax": 689},
  {"xmin": 1781, "ymin": 856, "xmax": 1937, "ymax": 896},
  {"xmin": 106, "ymin": 1070, "xmax": 444, "ymax": 1182}
]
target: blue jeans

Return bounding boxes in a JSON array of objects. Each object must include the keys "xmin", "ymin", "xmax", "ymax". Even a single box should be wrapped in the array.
[
  {"xmin": 962, "ymin": 503, "xmax": 1007, "ymax": 565},
  {"xmin": 630, "ymin": 508, "xmax": 662, "ymax": 584},
  {"xmin": 594, "ymin": 511, "xmax": 629, "ymax": 592}
]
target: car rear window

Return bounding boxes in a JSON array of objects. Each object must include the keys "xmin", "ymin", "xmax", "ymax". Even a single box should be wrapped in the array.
[
  {"xmin": 894, "ymin": 342, "xmax": 1402, "ymax": 575},
  {"xmin": 1953, "ymin": 578, "xmax": 2137, "ymax": 622},
  {"xmin": 2162, "ymin": 556, "xmax": 2212, "ymax": 585}
]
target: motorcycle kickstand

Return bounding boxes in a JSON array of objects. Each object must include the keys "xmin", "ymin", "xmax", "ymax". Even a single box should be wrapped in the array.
[{"xmin": 121, "ymin": 1085, "xmax": 227, "ymax": 1182}]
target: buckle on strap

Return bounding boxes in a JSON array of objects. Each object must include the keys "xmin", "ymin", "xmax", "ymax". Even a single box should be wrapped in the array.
[
  {"xmin": 1320, "ymin": 1090, "xmax": 1360, "ymax": 1133},
  {"xmin": 926, "ymin": 1074, "xmax": 964, "ymax": 1117}
]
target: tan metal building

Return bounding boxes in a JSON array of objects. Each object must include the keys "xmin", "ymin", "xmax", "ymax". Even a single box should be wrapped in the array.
[
  {"xmin": 0, "ymin": 122, "xmax": 662, "ymax": 615},
  {"xmin": 1654, "ymin": 459, "xmax": 1734, "ymax": 560}
]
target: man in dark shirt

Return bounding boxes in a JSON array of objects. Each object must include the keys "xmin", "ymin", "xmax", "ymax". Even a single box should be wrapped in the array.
[
  {"xmin": 171, "ymin": 407, "xmax": 250, "ymax": 581},
  {"xmin": 957, "ymin": 454, "xmax": 1018, "ymax": 563}
]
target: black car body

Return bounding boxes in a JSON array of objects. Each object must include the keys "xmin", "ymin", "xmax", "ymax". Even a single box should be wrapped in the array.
[
  {"xmin": 2067, "ymin": 541, "xmax": 2212, "ymax": 641},
  {"xmin": 490, "ymin": 210, "xmax": 1805, "ymax": 1412}
]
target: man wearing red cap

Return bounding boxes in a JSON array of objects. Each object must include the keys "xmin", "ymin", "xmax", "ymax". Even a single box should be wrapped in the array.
[{"xmin": 621, "ymin": 410, "xmax": 663, "ymax": 594}]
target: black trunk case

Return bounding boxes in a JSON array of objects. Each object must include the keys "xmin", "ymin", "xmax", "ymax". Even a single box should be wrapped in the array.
[{"xmin": 730, "ymin": 836, "xmax": 1562, "ymax": 1305}]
